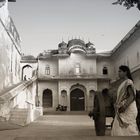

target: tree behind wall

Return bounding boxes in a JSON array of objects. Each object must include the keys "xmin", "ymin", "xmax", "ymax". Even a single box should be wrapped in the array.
[{"xmin": 112, "ymin": 0, "xmax": 140, "ymax": 10}]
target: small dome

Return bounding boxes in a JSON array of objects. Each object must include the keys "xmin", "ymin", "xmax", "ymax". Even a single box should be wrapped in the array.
[
  {"xmin": 22, "ymin": 55, "xmax": 36, "ymax": 60},
  {"xmin": 68, "ymin": 39, "xmax": 86, "ymax": 48},
  {"xmin": 67, "ymin": 39, "xmax": 87, "ymax": 54},
  {"xmin": 58, "ymin": 41, "xmax": 67, "ymax": 48},
  {"xmin": 86, "ymin": 41, "xmax": 94, "ymax": 47}
]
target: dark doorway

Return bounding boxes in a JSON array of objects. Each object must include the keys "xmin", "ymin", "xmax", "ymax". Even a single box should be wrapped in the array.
[
  {"xmin": 43, "ymin": 89, "xmax": 52, "ymax": 108},
  {"xmin": 70, "ymin": 88, "xmax": 85, "ymax": 111}
]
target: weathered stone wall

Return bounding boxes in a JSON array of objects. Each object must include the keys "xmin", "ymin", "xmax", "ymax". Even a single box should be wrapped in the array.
[
  {"xmin": 38, "ymin": 81, "xmax": 58, "ymax": 110},
  {"xmin": 0, "ymin": 1, "xmax": 41, "ymax": 123},
  {"xmin": 58, "ymin": 80, "xmax": 97, "ymax": 111},
  {"xmin": 38, "ymin": 58, "xmax": 58, "ymax": 77},
  {"xmin": 38, "ymin": 79, "xmax": 97, "ymax": 111},
  {"xmin": 111, "ymin": 22, "xmax": 140, "ymax": 82},
  {"xmin": 0, "ymin": 1, "xmax": 21, "ymax": 91},
  {"xmin": 96, "ymin": 57, "xmax": 112, "ymax": 77},
  {"xmin": 58, "ymin": 52, "xmax": 97, "ymax": 75}
]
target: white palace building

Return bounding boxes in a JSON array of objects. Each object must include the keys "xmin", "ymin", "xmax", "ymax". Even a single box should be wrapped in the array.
[
  {"xmin": 22, "ymin": 20, "xmax": 140, "ymax": 112},
  {"xmin": 0, "ymin": 0, "xmax": 140, "ymax": 125}
]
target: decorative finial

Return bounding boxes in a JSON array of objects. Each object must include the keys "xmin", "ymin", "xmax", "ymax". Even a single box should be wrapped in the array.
[
  {"xmin": 79, "ymin": 36, "xmax": 80, "ymax": 39},
  {"xmin": 88, "ymin": 38, "xmax": 90, "ymax": 42}
]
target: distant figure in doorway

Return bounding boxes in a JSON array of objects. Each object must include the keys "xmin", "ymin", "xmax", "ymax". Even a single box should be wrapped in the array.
[
  {"xmin": 111, "ymin": 65, "xmax": 139, "ymax": 136},
  {"xmin": 24, "ymin": 75, "xmax": 27, "ymax": 80},
  {"xmin": 89, "ymin": 88, "xmax": 114, "ymax": 136}
]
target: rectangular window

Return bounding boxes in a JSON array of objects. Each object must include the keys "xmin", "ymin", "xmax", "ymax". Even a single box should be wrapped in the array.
[
  {"xmin": 45, "ymin": 65, "xmax": 50, "ymax": 75},
  {"xmin": 75, "ymin": 63, "xmax": 80, "ymax": 74},
  {"xmin": 103, "ymin": 67, "xmax": 108, "ymax": 75}
]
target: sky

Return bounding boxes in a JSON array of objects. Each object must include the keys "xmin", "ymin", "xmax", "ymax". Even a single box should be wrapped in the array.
[{"xmin": 8, "ymin": 0, "xmax": 140, "ymax": 57}]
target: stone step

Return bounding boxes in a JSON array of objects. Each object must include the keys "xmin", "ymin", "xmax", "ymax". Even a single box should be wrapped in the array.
[
  {"xmin": 10, "ymin": 112, "xmax": 28, "ymax": 116},
  {"xmin": 9, "ymin": 120, "xmax": 26, "ymax": 126},
  {"xmin": 10, "ymin": 117, "xmax": 27, "ymax": 121},
  {"xmin": 9, "ymin": 109, "xmax": 29, "ymax": 126},
  {"xmin": 10, "ymin": 108, "xmax": 28, "ymax": 112},
  {"xmin": 10, "ymin": 112, "xmax": 28, "ymax": 119}
]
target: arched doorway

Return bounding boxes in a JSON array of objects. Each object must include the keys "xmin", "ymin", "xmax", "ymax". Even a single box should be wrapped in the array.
[
  {"xmin": 61, "ymin": 90, "xmax": 67, "ymax": 106},
  {"xmin": 43, "ymin": 89, "xmax": 52, "ymax": 108},
  {"xmin": 70, "ymin": 88, "xmax": 85, "ymax": 111}
]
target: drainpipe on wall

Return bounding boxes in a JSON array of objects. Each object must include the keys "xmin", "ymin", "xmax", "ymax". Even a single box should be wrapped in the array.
[{"xmin": 35, "ymin": 57, "xmax": 40, "ymax": 107}]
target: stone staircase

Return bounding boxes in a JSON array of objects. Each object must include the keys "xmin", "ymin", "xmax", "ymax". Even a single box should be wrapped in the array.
[{"xmin": 9, "ymin": 108, "xmax": 30, "ymax": 126}]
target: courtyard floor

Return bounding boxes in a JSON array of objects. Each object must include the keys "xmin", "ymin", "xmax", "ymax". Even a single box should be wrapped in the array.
[{"xmin": 0, "ymin": 114, "xmax": 139, "ymax": 140}]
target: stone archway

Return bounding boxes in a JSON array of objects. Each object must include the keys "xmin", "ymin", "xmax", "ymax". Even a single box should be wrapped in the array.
[
  {"xmin": 70, "ymin": 88, "xmax": 85, "ymax": 111},
  {"xmin": 43, "ymin": 89, "xmax": 53, "ymax": 108},
  {"xmin": 89, "ymin": 90, "xmax": 96, "ymax": 110},
  {"xmin": 22, "ymin": 65, "xmax": 32, "ymax": 80}
]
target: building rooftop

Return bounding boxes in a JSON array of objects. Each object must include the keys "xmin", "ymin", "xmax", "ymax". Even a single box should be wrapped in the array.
[
  {"xmin": 111, "ymin": 20, "xmax": 140, "ymax": 55},
  {"xmin": 22, "ymin": 55, "xmax": 36, "ymax": 60},
  {"xmin": 8, "ymin": 0, "xmax": 16, "ymax": 2}
]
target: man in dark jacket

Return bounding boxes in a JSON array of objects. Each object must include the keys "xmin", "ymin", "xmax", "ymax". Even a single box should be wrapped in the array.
[
  {"xmin": 136, "ymin": 90, "xmax": 140, "ymax": 131},
  {"xmin": 89, "ymin": 88, "xmax": 114, "ymax": 136}
]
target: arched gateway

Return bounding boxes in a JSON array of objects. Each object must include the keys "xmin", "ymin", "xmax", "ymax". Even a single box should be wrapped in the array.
[{"xmin": 70, "ymin": 84, "xmax": 86, "ymax": 111}]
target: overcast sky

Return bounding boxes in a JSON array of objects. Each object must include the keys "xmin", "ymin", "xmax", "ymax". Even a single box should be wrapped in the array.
[{"xmin": 8, "ymin": 0, "xmax": 140, "ymax": 57}]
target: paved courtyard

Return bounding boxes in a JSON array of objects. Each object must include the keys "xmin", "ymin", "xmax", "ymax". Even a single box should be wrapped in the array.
[
  {"xmin": 0, "ymin": 114, "xmax": 109, "ymax": 140},
  {"xmin": 0, "ymin": 114, "xmax": 139, "ymax": 140}
]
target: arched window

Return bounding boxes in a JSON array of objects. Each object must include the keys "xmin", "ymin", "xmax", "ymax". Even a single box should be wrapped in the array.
[
  {"xmin": 75, "ymin": 63, "xmax": 80, "ymax": 75},
  {"xmin": 61, "ymin": 90, "xmax": 67, "ymax": 106},
  {"xmin": 61, "ymin": 90, "xmax": 67, "ymax": 97},
  {"xmin": 103, "ymin": 67, "xmax": 108, "ymax": 75},
  {"xmin": 45, "ymin": 65, "xmax": 50, "ymax": 75},
  {"xmin": 89, "ymin": 90, "xmax": 95, "ymax": 97}
]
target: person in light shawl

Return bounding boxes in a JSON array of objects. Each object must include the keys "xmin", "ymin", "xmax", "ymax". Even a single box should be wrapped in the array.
[{"xmin": 111, "ymin": 65, "xmax": 139, "ymax": 136}]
